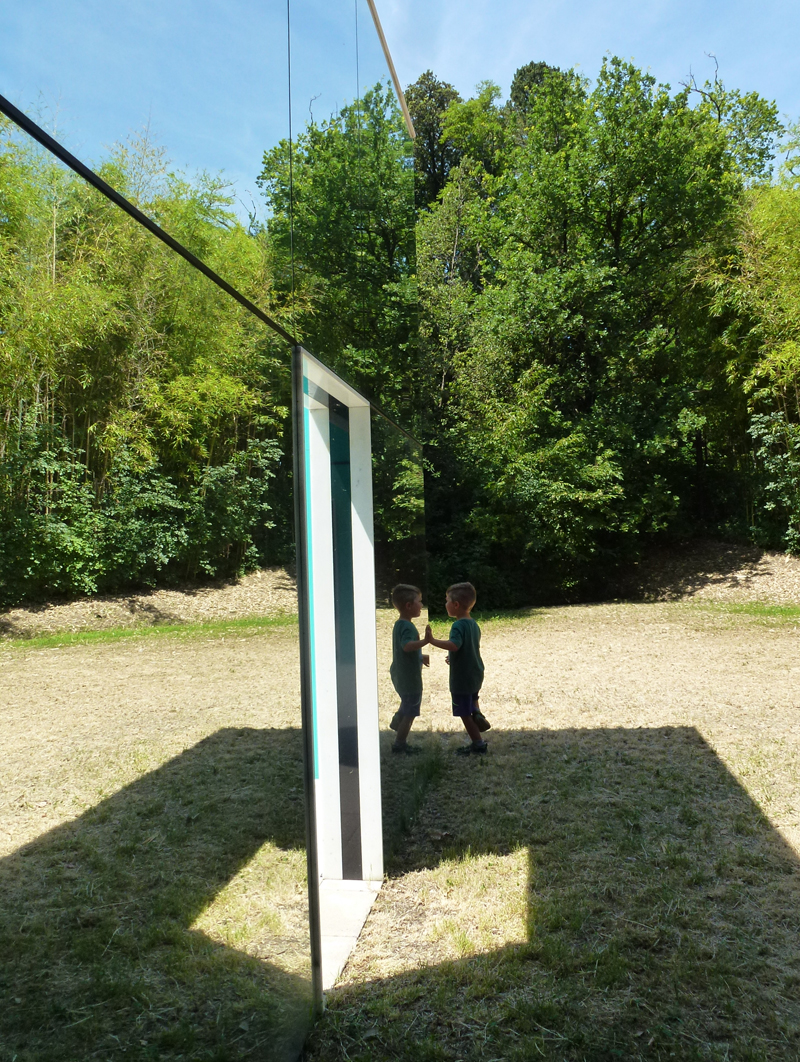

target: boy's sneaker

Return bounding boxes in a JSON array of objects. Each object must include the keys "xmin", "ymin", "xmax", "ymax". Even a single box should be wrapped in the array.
[
  {"xmin": 457, "ymin": 741, "xmax": 488, "ymax": 756},
  {"xmin": 392, "ymin": 743, "xmax": 420, "ymax": 755},
  {"xmin": 389, "ymin": 711, "xmax": 402, "ymax": 732},
  {"xmin": 474, "ymin": 711, "xmax": 491, "ymax": 732}
]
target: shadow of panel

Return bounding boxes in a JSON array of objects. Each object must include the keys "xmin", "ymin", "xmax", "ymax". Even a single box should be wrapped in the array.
[
  {"xmin": 306, "ymin": 726, "xmax": 800, "ymax": 1061},
  {"xmin": 0, "ymin": 728, "xmax": 312, "ymax": 1062}
]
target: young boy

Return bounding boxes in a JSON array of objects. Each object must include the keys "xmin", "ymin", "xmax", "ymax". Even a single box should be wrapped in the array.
[
  {"xmin": 426, "ymin": 581, "xmax": 490, "ymax": 755},
  {"xmin": 389, "ymin": 583, "xmax": 430, "ymax": 754}
]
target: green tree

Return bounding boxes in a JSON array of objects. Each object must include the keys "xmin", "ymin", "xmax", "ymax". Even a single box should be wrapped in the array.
[
  {"xmin": 686, "ymin": 64, "xmax": 783, "ymax": 182},
  {"xmin": 698, "ymin": 141, "xmax": 800, "ymax": 548},
  {"xmin": 257, "ymin": 83, "xmax": 418, "ymax": 418},
  {"xmin": 0, "ymin": 120, "xmax": 289, "ymax": 605},
  {"xmin": 509, "ymin": 60, "xmax": 563, "ymax": 115},
  {"xmin": 404, "ymin": 71, "xmax": 462, "ymax": 209},
  {"xmin": 419, "ymin": 58, "xmax": 780, "ymax": 603}
]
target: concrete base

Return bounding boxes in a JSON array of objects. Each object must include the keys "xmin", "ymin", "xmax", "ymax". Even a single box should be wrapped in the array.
[{"xmin": 319, "ymin": 878, "xmax": 382, "ymax": 990}]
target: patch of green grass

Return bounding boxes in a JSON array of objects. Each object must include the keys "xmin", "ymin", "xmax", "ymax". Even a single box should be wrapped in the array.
[
  {"xmin": 0, "ymin": 612, "xmax": 297, "ymax": 651},
  {"xmin": 381, "ymin": 738, "xmax": 445, "ymax": 865},
  {"xmin": 697, "ymin": 601, "xmax": 800, "ymax": 623}
]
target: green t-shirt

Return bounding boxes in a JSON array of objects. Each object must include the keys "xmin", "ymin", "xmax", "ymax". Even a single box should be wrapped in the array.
[
  {"xmin": 448, "ymin": 617, "xmax": 484, "ymax": 694},
  {"xmin": 390, "ymin": 618, "xmax": 423, "ymax": 695}
]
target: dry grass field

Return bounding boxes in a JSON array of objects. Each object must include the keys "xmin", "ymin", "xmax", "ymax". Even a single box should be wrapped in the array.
[
  {"xmin": 309, "ymin": 600, "xmax": 800, "ymax": 1061},
  {"xmin": 0, "ymin": 614, "xmax": 313, "ymax": 1062},
  {"xmin": 2, "ymin": 548, "xmax": 800, "ymax": 1061}
]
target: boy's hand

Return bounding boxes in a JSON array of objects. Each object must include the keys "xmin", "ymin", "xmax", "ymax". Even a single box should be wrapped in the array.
[
  {"xmin": 445, "ymin": 652, "xmax": 450, "ymax": 666},
  {"xmin": 424, "ymin": 624, "xmax": 433, "ymax": 642},
  {"xmin": 421, "ymin": 654, "xmax": 430, "ymax": 667}
]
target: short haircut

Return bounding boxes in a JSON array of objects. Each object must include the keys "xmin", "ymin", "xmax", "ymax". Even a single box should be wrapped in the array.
[
  {"xmin": 446, "ymin": 582, "xmax": 477, "ymax": 608},
  {"xmin": 391, "ymin": 583, "xmax": 422, "ymax": 609}
]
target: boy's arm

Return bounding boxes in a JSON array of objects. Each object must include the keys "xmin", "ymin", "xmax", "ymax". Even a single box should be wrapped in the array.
[
  {"xmin": 400, "ymin": 624, "xmax": 431, "ymax": 653},
  {"xmin": 424, "ymin": 624, "xmax": 458, "ymax": 652},
  {"xmin": 402, "ymin": 637, "xmax": 428, "ymax": 652}
]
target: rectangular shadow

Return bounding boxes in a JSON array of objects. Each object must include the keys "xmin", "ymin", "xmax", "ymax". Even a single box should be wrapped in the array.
[
  {"xmin": 308, "ymin": 725, "xmax": 800, "ymax": 1061},
  {"xmin": 0, "ymin": 727, "xmax": 312, "ymax": 1062}
]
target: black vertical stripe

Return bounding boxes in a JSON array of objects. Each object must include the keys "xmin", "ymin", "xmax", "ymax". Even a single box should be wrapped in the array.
[{"xmin": 328, "ymin": 399, "xmax": 362, "ymax": 879}]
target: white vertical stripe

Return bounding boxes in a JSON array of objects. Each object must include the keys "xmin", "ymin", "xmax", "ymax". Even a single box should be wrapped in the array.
[
  {"xmin": 349, "ymin": 406, "xmax": 383, "ymax": 882},
  {"xmin": 306, "ymin": 399, "xmax": 343, "ymax": 880}
]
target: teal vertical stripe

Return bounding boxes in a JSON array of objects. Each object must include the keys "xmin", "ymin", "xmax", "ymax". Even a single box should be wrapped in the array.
[{"xmin": 303, "ymin": 393, "xmax": 320, "ymax": 781}]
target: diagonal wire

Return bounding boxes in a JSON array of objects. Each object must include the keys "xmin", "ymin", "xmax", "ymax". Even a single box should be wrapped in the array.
[
  {"xmin": 0, "ymin": 92, "xmax": 298, "ymax": 347},
  {"xmin": 287, "ymin": 0, "xmax": 296, "ymax": 330}
]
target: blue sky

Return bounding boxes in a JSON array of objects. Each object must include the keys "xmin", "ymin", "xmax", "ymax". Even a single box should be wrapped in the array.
[
  {"xmin": 1, "ymin": 0, "xmax": 798, "ymax": 215},
  {"xmin": 384, "ymin": 0, "xmax": 800, "ymax": 133}
]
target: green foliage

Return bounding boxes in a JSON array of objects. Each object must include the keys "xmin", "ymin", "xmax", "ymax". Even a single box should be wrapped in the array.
[
  {"xmin": 748, "ymin": 413, "xmax": 800, "ymax": 550},
  {"xmin": 0, "ymin": 121, "xmax": 289, "ymax": 606},
  {"xmin": 698, "ymin": 170, "xmax": 800, "ymax": 550},
  {"xmin": 686, "ymin": 66, "xmax": 784, "ymax": 182},
  {"xmin": 405, "ymin": 71, "xmax": 463, "ymax": 209},
  {"xmin": 258, "ymin": 84, "xmax": 425, "ymax": 600},
  {"xmin": 0, "ymin": 422, "xmax": 281, "ymax": 604},
  {"xmin": 509, "ymin": 61, "xmax": 563, "ymax": 115},
  {"xmin": 414, "ymin": 58, "xmax": 787, "ymax": 604},
  {"xmin": 2, "ymin": 54, "xmax": 798, "ymax": 609},
  {"xmin": 258, "ymin": 84, "xmax": 417, "ymax": 415}
]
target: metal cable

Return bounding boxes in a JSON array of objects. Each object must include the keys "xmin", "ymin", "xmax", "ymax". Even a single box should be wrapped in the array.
[
  {"xmin": 287, "ymin": 0, "xmax": 296, "ymax": 329},
  {"xmin": 0, "ymin": 93, "xmax": 298, "ymax": 347}
]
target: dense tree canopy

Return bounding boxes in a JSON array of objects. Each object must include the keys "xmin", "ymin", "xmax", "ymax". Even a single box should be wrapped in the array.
[
  {"xmin": 0, "ymin": 123, "xmax": 289, "ymax": 604},
  {"xmin": 412, "ymin": 59, "xmax": 786, "ymax": 602},
  {"xmin": 0, "ymin": 57, "xmax": 797, "ymax": 608},
  {"xmin": 405, "ymin": 72, "xmax": 463, "ymax": 209},
  {"xmin": 257, "ymin": 85, "xmax": 416, "ymax": 414}
]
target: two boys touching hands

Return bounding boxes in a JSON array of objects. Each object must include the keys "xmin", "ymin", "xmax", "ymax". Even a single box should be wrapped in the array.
[{"xmin": 389, "ymin": 581, "xmax": 490, "ymax": 756}]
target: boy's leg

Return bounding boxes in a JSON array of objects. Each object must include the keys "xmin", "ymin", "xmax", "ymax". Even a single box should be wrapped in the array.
[
  {"xmin": 456, "ymin": 714, "xmax": 487, "ymax": 755},
  {"xmin": 392, "ymin": 693, "xmax": 422, "ymax": 753},
  {"xmin": 394, "ymin": 714, "xmax": 415, "ymax": 745},
  {"xmin": 473, "ymin": 697, "xmax": 491, "ymax": 732},
  {"xmin": 462, "ymin": 714, "xmax": 482, "ymax": 743},
  {"xmin": 452, "ymin": 693, "xmax": 488, "ymax": 754}
]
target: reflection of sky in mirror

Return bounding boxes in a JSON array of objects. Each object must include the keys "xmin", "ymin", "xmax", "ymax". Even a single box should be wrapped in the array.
[
  {"xmin": 4, "ymin": 0, "xmax": 798, "ymax": 212},
  {"xmin": 0, "ymin": 0, "xmax": 390, "ymax": 218}
]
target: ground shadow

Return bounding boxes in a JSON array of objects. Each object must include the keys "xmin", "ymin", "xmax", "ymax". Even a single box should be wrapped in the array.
[
  {"xmin": 618, "ymin": 541, "xmax": 777, "ymax": 602},
  {"xmin": 307, "ymin": 726, "xmax": 800, "ymax": 1061},
  {"xmin": 0, "ymin": 728, "xmax": 313, "ymax": 1062},
  {"xmin": 0, "ymin": 594, "xmax": 188, "ymax": 637}
]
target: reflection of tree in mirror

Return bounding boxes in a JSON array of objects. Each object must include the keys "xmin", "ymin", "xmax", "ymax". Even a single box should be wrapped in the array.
[
  {"xmin": 371, "ymin": 414, "xmax": 426, "ymax": 605},
  {"xmin": 0, "ymin": 120, "xmax": 292, "ymax": 607}
]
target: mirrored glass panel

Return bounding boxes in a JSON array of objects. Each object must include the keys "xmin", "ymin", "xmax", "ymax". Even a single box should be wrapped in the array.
[
  {"xmin": 0, "ymin": 176, "xmax": 314, "ymax": 1052},
  {"xmin": 1, "ymin": 1, "xmax": 417, "ymax": 1050}
]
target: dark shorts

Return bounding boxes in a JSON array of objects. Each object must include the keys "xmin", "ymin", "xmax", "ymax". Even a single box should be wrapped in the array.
[
  {"xmin": 451, "ymin": 692, "xmax": 480, "ymax": 717},
  {"xmin": 398, "ymin": 692, "xmax": 422, "ymax": 718}
]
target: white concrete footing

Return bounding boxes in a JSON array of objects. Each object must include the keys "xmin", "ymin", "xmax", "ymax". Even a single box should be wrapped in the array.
[{"xmin": 319, "ymin": 878, "xmax": 382, "ymax": 990}]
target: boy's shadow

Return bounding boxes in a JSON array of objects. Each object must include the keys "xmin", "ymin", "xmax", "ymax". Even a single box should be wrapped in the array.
[
  {"xmin": 311, "ymin": 725, "xmax": 800, "ymax": 1060},
  {"xmin": 0, "ymin": 727, "xmax": 312, "ymax": 1062}
]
